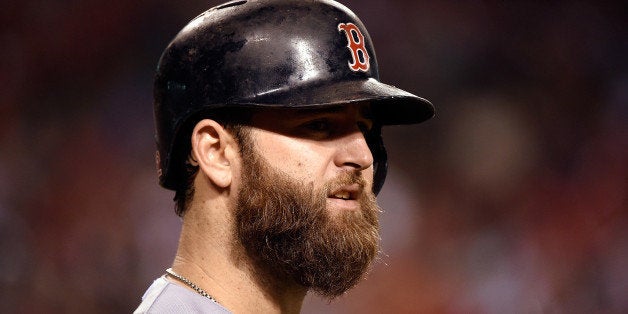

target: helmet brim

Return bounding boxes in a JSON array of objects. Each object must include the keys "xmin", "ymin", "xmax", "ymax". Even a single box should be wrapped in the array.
[{"xmin": 233, "ymin": 78, "xmax": 435, "ymax": 125}]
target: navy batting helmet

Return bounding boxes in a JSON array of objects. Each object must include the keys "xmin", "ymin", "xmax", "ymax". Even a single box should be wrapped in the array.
[{"xmin": 154, "ymin": 0, "xmax": 434, "ymax": 194}]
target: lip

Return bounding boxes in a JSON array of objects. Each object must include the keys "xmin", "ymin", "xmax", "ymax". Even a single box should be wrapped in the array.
[
  {"xmin": 328, "ymin": 183, "xmax": 361, "ymax": 199},
  {"xmin": 327, "ymin": 184, "xmax": 361, "ymax": 210}
]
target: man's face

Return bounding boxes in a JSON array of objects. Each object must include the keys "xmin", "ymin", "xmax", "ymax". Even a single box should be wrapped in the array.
[
  {"xmin": 234, "ymin": 104, "xmax": 381, "ymax": 298},
  {"xmin": 246, "ymin": 103, "xmax": 376, "ymax": 199}
]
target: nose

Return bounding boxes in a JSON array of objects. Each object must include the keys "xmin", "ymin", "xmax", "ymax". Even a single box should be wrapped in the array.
[{"xmin": 334, "ymin": 128, "xmax": 374, "ymax": 171}]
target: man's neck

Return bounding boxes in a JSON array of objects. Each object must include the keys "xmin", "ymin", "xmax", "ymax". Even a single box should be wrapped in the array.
[{"xmin": 171, "ymin": 206, "xmax": 307, "ymax": 313}]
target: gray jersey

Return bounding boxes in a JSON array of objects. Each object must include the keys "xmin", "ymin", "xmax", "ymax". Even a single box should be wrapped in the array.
[{"xmin": 134, "ymin": 276, "xmax": 231, "ymax": 314}]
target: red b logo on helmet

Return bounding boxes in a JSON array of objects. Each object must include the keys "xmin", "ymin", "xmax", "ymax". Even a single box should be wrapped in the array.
[{"xmin": 338, "ymin": 23, "xmax": 370, "ymax": 72}]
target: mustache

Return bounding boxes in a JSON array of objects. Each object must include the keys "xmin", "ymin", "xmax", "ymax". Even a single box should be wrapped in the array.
[{"xmin": 323, "ymin": 171, "xmax": 367, "ymax": 194}]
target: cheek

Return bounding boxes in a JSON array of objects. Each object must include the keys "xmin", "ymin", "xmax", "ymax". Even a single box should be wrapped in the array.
[
  {"xmin": 285, "ymin": 146, "xmax": 333, "ymax": 182},
  {"xmin": 255, "ymin": 133, "xmax": 333, "ymax": 181}
]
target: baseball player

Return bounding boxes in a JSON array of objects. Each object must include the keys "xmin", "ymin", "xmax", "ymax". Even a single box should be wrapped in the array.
[{"xmin": 135, "ymin": 0, "xmax": 434, "ymax": 312}]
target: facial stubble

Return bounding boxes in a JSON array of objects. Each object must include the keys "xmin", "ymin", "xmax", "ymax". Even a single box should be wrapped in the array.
[{"xmin": 234, "ymin": 136, "xmax": 381, "ymax": 299}]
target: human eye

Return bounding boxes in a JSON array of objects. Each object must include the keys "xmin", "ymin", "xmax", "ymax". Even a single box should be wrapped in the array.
[
  {"xmin": 297, "ymin": 118, "xmax": 335, "ymax": 138},
  {"xmin": 303, "ymin": 119, "xmax": 331, "ymax": 132}
]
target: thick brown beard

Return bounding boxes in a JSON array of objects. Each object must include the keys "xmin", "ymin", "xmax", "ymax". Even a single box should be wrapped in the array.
[{"xmin": 234, "ymin": 139, "xmax": 381, "ymax": 299}]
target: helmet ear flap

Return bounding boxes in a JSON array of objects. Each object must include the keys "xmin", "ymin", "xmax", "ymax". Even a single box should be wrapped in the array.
[{"xmin": 366, "ymin": 125, "xmax": 387, "ymax": 195}]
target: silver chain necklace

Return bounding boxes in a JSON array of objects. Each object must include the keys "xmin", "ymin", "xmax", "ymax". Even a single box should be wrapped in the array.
[{"xmin": 165, "ymin": 268, "xmax": 218, "ymax": 303}]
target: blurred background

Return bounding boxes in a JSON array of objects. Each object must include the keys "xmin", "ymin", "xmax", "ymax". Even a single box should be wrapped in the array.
[{"xmin": 1, "ymin": 0, "xmax": 626, "ymax": 313}]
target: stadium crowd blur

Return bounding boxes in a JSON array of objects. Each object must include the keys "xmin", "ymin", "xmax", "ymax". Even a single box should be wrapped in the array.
[{"xmin": 1, "ymin": 1, "xmax": 626, "ymax": 313}]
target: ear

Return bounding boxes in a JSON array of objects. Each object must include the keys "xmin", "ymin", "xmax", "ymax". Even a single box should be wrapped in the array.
[{"xmin": 190, "ymin": 119, "xmax": 237, "ymax": 188}]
